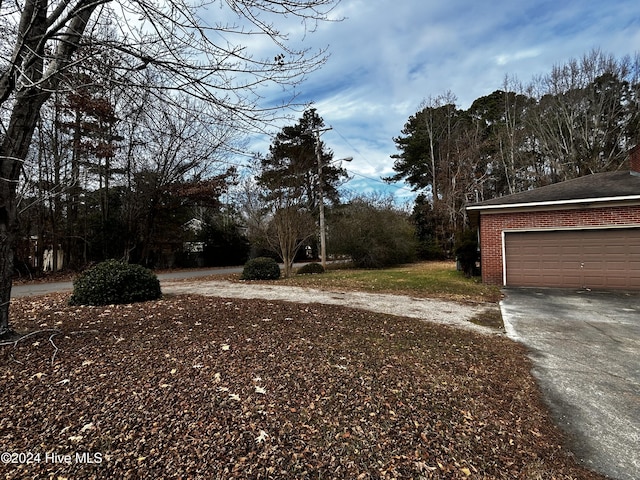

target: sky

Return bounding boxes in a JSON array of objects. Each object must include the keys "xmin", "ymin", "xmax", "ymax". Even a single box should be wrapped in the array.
[{"xmin": 226, "ymin": 0, "xmax": 640, "ymax": 203}]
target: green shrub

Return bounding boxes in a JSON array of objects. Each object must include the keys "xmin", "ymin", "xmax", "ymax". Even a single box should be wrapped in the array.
[
  {"xmin": 69, "ymin": 259, "xmax": 161, "ymax": 306},
  {"xmin": 296, "ymin": 262, "xmax": 325, "ymax": 275},
  {"xmin": 241, "ymin": 257, "xmax": 281, "ymax": 280},
  {"xmin": 454, "ymin": 229, "xmax": 480, "ymax": 277},
  {"xmin": 328, "ymin": 198, "xmax": 417, "ymax": 269}
]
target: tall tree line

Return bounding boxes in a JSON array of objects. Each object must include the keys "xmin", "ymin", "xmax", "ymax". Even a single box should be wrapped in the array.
[
  {"xmin": 390, "ymin": 50, "xmax": 640, "ymax": 256},
  {"xmin": 17, "ymin": 56, "xmax": 243, "ymax": 271}
]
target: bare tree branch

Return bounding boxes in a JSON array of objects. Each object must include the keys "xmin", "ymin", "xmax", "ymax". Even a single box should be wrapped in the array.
[{"xmin": 0, "ymin": 0, "xmax": 342, "ymax": 336}]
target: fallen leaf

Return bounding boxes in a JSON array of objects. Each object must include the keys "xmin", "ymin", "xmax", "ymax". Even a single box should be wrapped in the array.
[{"xmin": 80, "ymin": 423, "xmax": 95, "ymax": 432}]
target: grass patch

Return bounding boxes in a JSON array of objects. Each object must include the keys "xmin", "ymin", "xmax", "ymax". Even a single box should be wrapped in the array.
[
  {"xmin": 470, "ymin": 307, "xmax": 505, "ymax": 329},
  {"xmin": 276, "ymin": 261, "xmax": 502, "ymax": 303}
]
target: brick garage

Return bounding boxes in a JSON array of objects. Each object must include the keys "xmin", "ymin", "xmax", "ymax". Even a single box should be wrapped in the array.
[{"xmin": 467, "ymin": 147, "xmax": 640, "ymax": 290}]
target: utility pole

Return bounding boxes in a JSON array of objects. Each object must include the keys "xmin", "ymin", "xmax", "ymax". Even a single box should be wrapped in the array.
[
  {"xmin": 311, "ymin": 126, "xmax": 352, "ymax": 268},
  {"xmin": 313, "ymin": 126, "xmax": 332, "ymax": 269}
]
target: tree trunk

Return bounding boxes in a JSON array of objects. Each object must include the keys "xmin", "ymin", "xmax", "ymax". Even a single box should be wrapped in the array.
[
  {"xmin": 0, "ymin": 88, "xmax": 50, "ymax": 335},
  {"xmin": 0, "ymin": 188, "xmax": 17, "ymax": 336},
  {"xmin": 0, "ymin": 1, "xmax": 97, "ymax": 336}
]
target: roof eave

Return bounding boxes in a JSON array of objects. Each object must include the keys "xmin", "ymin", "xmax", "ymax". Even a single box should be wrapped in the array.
[{"xmin": 466, "ymin": 195, "xmax": 640, "ymax": 212}]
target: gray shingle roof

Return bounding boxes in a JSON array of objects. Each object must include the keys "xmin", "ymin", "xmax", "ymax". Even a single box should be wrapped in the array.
[{"xmin": 469, "ymin": 171, "xmax": 640, "ymax": 209}]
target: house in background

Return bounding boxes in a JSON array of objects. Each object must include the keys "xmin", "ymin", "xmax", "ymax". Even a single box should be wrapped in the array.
[{"xmin": 467, "ymin": 146, "xmax": 640, "ymax": 290}]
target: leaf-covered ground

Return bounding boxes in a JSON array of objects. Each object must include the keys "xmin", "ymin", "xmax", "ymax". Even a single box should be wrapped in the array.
[{"xmin": 1, "ymin": 294, "xmax": 605, "ymax": 479}]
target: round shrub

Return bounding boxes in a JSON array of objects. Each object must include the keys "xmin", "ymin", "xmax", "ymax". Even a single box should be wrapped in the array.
[
  {"xmin": 296, "ymin": 262, "xmax": 325, "ymax": 275},
  {"xmin": 241, "ymin": 257, "xmax": 281, "ymax": 280},
  {"xmin": 69, "ymin": 259, "xmax": 161, "ymax": 306}
]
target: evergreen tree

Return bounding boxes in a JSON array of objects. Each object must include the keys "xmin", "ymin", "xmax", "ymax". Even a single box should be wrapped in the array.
[
  {"xmin": 258, "ymin": 108, "xmax": 347, "ymax": 213},
  {"xmin": 256, "ymin": 109, "xmax": 349, "ymax": 267}
]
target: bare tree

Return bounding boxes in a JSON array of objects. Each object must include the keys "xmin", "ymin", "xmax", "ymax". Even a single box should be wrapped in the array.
[
  {"xmin": 0, "ymin": 0, "xmax": 340, "ymax": 337},
  {"xmin": 526, "ymin": 50, "xmax": 637, "ymax": 182},
  {"xmin": 266, "ymin": 203, "xmax": 315, "ymax": 277},
  {"xmin": 237, "ymin": 170, "xmax": 315, "ymax": 278},
  {"xmin": 124, "ymin": 93, "xmax": 237, "ymax": 265}
]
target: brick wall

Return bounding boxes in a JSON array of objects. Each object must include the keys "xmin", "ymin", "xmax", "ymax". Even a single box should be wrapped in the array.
[
  {"xmin": 630, "ymin": 144, "xmax": 640, "ymax": 174},
  {"xmin": 480, "ymin": 205, "xmax": 640, "ymax": 285}
]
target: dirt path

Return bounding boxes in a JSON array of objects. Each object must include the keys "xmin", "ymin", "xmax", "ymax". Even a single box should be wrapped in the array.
[{"xmin": 163, "ymin": 279, "xmax": 501, "ymax": 334}]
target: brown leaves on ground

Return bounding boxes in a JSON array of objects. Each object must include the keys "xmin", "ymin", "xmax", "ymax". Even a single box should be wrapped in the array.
[{"xmin": 1, "ymin": 294, "xmax": 604, "ymax": 479}]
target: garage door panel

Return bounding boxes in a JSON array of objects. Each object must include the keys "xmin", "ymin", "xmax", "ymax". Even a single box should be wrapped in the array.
[
  {"xmin": 505, "ymin": 228, "xmax": 640, "ymax": 289},
  {"xmin": 596, "ymin": 262, "xmax": 625, "ymax": 271},
  {"xmin": 559, "ymin": 245, "xmax": 582, "ymax": 254},
  {"xmin": 582, "ymin": 246, "xmax": 604, "ymax": 255}
]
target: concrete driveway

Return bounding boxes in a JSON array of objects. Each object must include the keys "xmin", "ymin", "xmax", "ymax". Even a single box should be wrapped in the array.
[{"xmin": 501, "ymin": 288, "xmax": 640, "ymax": 480}]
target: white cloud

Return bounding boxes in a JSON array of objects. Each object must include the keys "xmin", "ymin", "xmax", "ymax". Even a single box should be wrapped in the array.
[{"xmin": 494, "ymin": 49, "xmax": 543, "ymax": 66}]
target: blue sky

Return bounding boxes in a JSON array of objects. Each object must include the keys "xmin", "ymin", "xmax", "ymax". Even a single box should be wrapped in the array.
[{"xmin": 231, "ymin": 0, "xmax": 640, "ymax": 203}]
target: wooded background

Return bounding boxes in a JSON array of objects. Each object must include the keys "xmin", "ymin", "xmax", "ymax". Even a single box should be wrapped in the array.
[
  {"xmin": 9, "ymin": 47, "xmax": 640, "ymax": 273},
  {"xmin": 390, "ymin": 50, "xmax": 640, "ymax": 257}
]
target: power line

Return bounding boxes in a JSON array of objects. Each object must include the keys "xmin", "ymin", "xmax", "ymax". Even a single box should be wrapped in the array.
[
  {"xmin": 329, "ymin": 125, "xmax": 416, "ymax": 195},
  {"xmin": 331, "ymin": 126, "xmax": 380, "ymax": 173},
  {"xmin": 344, "ymin": 168, "xmax": 417, "ymax": 195},
  {"xmin": 223, "ymin": 124, "xmax": 417, "ymax": 197}
]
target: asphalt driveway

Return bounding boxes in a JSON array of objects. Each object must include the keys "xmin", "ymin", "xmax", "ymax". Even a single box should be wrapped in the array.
[
  {"xmin": 9, "ymin": 266, "xmax": 245, "ymax": 298},
  {"xmin": 501, "ymin": 288, "xmax": 640, "ymax": 480}
]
